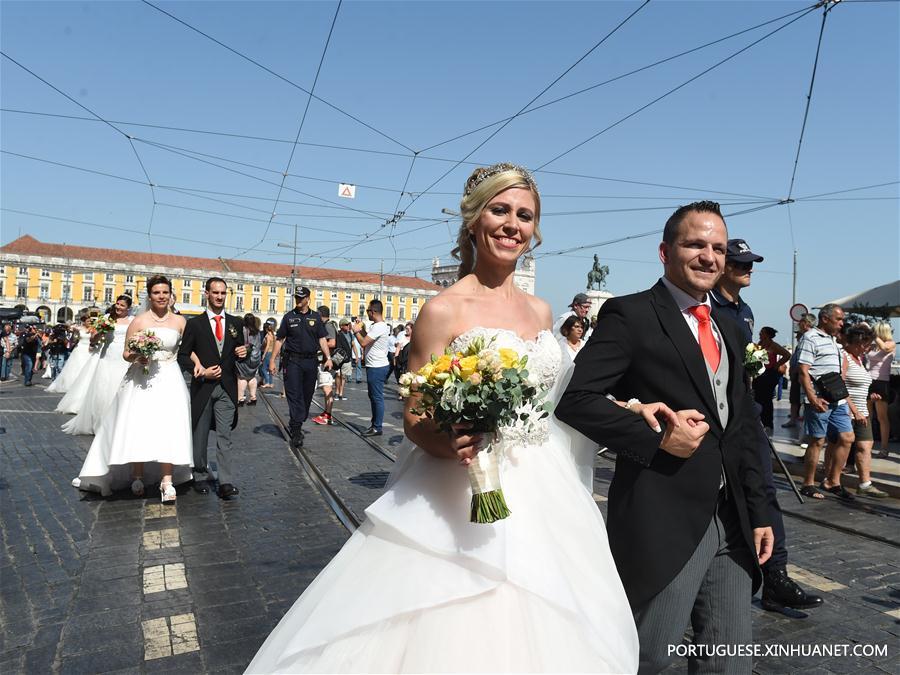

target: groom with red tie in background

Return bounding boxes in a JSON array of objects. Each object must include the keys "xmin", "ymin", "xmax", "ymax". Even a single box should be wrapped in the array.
[{"xmin": 556, "ymin": 201, "xmax": 773, "ymax": 673}]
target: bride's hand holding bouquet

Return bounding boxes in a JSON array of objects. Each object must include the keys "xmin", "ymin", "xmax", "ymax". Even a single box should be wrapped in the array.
[
  {"xmin": 126, "ymin": 330, "xmax": 163, "ymax": 374},
  {"xmin": 400, "ymin": 334, "xmax": 549, "ymax": 524}
]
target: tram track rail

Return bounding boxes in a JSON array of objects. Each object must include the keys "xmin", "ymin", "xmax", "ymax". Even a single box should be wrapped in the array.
[
  {"xmin": 263, "ymin": 375, "xmax": 899, "ymax": 551},
  {"xmin": 259, "ymin": 391, "xmax": 361, "ymax": 533}
]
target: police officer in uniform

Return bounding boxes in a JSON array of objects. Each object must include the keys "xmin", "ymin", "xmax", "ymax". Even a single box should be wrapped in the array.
[{"xmin": 270, "ymin": 286, "xmax": 332, "ymax": 448}]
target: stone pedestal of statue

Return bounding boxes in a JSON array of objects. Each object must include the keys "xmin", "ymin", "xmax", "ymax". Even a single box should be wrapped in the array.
[{"xmin": 586, "ymin": 289, "xmax": 613, "ymax": 319}]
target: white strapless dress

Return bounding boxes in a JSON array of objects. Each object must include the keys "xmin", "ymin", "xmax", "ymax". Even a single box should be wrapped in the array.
[
  {"xmin": 47, "ymin": 327, "xmax": 93, "ymax": 394},
  {"xmin": 247, "ymin": 328, "xmax": 638, "ymax": 674},
  {"xmin": 55, "ymin": 334, "xmax": 105, "ymax": 414},
  {"xmin": 73, "ymin": 327, "xmax": 193, "ymax": 495},
  {"xmin": 62, "ymin": 319, "xmax": 132, "ymax": 435}
]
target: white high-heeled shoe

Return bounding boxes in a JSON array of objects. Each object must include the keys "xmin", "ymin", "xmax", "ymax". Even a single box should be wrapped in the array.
[{"xmin": 160, "ymin": 480, "xmax": 176, "ymax": 503}]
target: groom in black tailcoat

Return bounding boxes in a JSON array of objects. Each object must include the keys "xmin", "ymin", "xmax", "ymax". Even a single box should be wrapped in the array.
[
  {"xmin": 177, "ymin": 277, "xmax": 246, "ymax": 499},
  {"xmin": 556, "ymin": 202, "xmax": 773, "ymax": 674}
]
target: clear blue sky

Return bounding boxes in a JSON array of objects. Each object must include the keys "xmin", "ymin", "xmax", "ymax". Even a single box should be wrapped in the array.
[{"xmin": 2, "ymin": 1, "xmax": 897, "ymax": 338}]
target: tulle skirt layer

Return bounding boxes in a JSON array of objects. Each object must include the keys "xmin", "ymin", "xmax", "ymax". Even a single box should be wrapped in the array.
[
  {"xmin": 247, "ymin": 431, "xmax": 638, "ymax": 674},
  {"xmin": 62, "ymin": 343, "xmax": 130, "ymax": 435},
  {"xmin": 55, "ymin": 350, "xmax": 102, "ymax": 414},
  {"xmin": 47, "ymin": 343, "xmax": 92, "ymax": 394}
]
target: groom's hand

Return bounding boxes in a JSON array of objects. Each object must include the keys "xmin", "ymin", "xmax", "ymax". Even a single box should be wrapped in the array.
[
  {"xmin": 659, "ymin": 409, "xmax": 708, "ymax": 458},
  {"xmin": 754, "ymin": 526, "xmax": 774, "ymax": 565},
  {"xmin": 203, "ymin": 365, "xmax": 222, "ymax": 380}
]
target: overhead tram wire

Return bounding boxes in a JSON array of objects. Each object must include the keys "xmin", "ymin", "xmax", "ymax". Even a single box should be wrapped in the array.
[
  {"xmin": 131, "ymin": 137, "xmax": 390, "ymax": 222},
  {"xmin": 383, "ymin": 154, "xmax": 420, "ymax": 274},
  {"xmin": 2, "ymin": 207, "xmax": 292, "ymax": 255},
  {"xmin": 139, "ymin": 0, "xmax": 414, "ymax": 154},
  {"xmin": 534, "ymin": 5, "xmax": 821, "ymax": 171},
  {"xmin": 786, "ymin": 1, "xmax": 836, "ymax": 201},
  {"xmin": 0, "ymin": 148, "xmax": 395, "ymax": 237},
  {"xmin": 2, "ymin": 107, "xmax": 781, "ymax": 203},
  {"xmin": 794, "ymin": 180, "xmax": 900, "ymax": 200},
  {"xmin": 310, "ymin": 0, "xmax": 653, "ymax": 267},
  {"xmin": 0, "ymin": 147, "xmax": 442, "ymax": 227},
  {"xmin": 236, "ymin": 0, "xmax": 343, "ymax": 260},
  {"xmin": 0, "ymin": 51, "xmax": 160, "ymax": 252},
  {"xmin": 420, "ymin": 2, "xmax": 820, "ymax": 153},
  {"xmin": 0, "ymin": 108, "xmax": 416, "ymax": 159},
  {"xmin": 130, "ymin": 136, "xmax": 408, "ymax": 207},
  {"xmin": 396, "ymin": 0, "xmax": 652, "ymax": 217},
  {"xmin": 534, "ymin": 202, "xmax": 784, "ymax": 259}
]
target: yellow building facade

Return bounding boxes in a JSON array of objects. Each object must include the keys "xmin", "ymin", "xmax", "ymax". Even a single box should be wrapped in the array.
[{"xmin": 1, "ymin": 235, "xmax": 438, "ymax": 325}]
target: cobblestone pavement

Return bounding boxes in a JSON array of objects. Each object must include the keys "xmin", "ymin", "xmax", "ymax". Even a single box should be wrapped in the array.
[{"xmin": 1, "ymin": 373, "xmax": 898, "ymax": 674}]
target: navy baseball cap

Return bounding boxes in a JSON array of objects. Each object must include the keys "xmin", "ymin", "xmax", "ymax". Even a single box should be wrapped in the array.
[
  {"xmin": 293, "ymin": 286, "xmax": 311, "ymax": 298},
  {"xmin": 726, "ymin": 239, "xmax": 764, "ymax": 264}
]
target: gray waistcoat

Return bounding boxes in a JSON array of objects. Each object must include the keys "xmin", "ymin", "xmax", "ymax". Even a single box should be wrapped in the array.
[
  {"xmin": 704, "ymin": 331, "xmax": 730, "ymax": 488},
  {"xmin": 213, "ymin": 317, "xmax": 224, "ymax": 356}
]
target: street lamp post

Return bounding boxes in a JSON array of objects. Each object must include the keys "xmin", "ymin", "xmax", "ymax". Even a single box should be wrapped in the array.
[{"xmin": 277, "ymin": 224, "xmax": 300, "ymax": 307}]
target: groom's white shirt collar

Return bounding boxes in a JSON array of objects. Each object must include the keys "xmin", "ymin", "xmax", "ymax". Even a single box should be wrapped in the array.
[
  {"xmin": 206, "ymin": 308, "xmax": 225, "ymax": 319},
  {"xmin": 660, "ymin": 276, "xmax": 721, "ymax": 347}
]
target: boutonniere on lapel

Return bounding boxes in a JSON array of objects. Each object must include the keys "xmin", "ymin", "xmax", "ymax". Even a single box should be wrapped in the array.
[{"xmin": 227, "ymin": 324, "xmax": 239, "ymax": 339}]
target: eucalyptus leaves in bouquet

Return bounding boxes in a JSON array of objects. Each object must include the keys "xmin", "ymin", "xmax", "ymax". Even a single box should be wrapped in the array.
[{"xmin": 400, "ymin": 335, "xmax": 550, "ymax": 523}]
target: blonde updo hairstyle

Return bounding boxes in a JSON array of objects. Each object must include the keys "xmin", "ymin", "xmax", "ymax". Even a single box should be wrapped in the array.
[{"xmin": 451, "ymin": 165, "xmax": 542, "ymax": 278}]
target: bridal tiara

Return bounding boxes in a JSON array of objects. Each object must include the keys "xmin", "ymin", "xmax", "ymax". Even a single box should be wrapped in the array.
[{"xmin": 464, "ymin": 163, "xmax": 539, "ymax": 197}]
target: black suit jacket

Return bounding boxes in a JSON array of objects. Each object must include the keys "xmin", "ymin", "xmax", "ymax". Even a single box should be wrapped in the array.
[
  {"xmin": 555, "ymin": 280, "xmax": 770, "ymax": 609},
  {"xmin": 177, "ymin": 312, "xmax": 245, "ymax": 430}
]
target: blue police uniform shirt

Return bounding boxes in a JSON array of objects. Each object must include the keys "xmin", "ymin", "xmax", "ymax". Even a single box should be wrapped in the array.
[
  {"xmin": 709, "ymin": 288, "xmax": 754, "ymax": 347},
  {"xmin": 276, "ymin": 308, "xmax": 327, "ymax": 355}
]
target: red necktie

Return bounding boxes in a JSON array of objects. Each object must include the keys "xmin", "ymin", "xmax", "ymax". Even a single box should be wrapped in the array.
[
  {"xmin": 688, "ymin": 305, "xmax": 720, "ymax": 371},
  {"xmin": 214, "ymin": 315, "xmax": 223, "ymax": 341}
]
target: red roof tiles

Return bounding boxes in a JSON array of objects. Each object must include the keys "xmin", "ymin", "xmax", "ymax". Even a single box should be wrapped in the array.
[{"xmin": 1, "ymin": 235, "xmax": 440, "ymax": 291}]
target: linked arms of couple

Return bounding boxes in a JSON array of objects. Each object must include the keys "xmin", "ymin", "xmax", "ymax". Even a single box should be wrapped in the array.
[{"xmin": 189, "ymin": 345, "xmax": 247, "ymax": 380}]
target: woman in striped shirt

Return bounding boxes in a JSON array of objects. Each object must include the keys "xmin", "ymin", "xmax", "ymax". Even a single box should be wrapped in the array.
[{"xmin": 838, "ymin": 326, "xmax": 888, "ymax": 497}]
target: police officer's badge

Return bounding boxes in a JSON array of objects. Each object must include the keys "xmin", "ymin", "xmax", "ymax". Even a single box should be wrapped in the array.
[{"xmin": 308, "ymin": 320, "xmax": 316, "ymax": 327}]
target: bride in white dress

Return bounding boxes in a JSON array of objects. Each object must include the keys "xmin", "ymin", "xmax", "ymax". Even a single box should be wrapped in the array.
[
  {"xmin": 248, "ymin": 165, "xmax": 658, "ymax": 674},
  {"xmin": 47, "ymin": 314, "xmax": 94, "ymax": 394},
  {"xmin": 62, "ymin": 296, "xmax": 133, "ymax": 435},
  {"xmin": 73, "ymin": 275, "xmax": 192, "ymax": 501}
]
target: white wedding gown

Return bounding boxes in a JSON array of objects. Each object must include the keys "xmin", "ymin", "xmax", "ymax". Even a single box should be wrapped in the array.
[
  {"xmin": 55, "ymin": 333, "xmax": 104, "ymax": 414},
  {"xmin": 73, "ymin": 326, "xmax": 193, "ymax": 495},
  {"xmin": 62, "ymin": 318, "xmax": 132, "ymax": 435},
  {"xmin": 47, "ymin": 327, "xmax": 92, "ymax": 394},
  {"xmin": 247, "ymin": 328, "xmax": 638, "ymax": 674}
]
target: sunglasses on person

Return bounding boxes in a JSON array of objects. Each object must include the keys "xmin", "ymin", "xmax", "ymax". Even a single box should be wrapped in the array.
[{"xmin": 730, "ymin": 261, "xmax": 753, "ymax": 271}]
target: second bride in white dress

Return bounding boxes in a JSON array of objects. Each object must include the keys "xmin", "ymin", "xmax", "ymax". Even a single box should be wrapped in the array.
[
  {"xmin": 47, "ymin": 314, "xmax": 94, "ymax": 394},
  {"xmin": 73, "ymin": 276, "xmax": 193, "ymax": 501},
  {"xmin": 248, "ymin": 164, "xmax": 640, "ymax": 673},
  {"xmin": 62, "ymin": 296, "xmax": 134, "ymax": 434}
]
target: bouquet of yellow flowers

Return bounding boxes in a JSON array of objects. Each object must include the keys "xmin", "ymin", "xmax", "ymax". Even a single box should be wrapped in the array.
[
  {"xmin": 743, "ymin": 342, "xmax": 769, "ymax": 377},
  {"xmin": 399, "ymin": 335, "xmax": 549, "ymax": 524}
]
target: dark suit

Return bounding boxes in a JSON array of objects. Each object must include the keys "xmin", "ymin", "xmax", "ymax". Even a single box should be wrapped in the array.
[
  {"xmin": 556, "ymin": 280, "xmax": 770, "ymax": 672},
  {"xmin": 177, "ymin": 312, "xmax": 245, "ymax": 484}
]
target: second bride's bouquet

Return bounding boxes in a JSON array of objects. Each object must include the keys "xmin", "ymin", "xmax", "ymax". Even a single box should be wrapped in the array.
[
  {"xmin": 92, "ymin": 314, "xmax": 116, "ymax": 334},
  {"xmin": 400, "ymin": 335, "xmax": 549, "ymax": 524},
  {"xmin": 127, "ymin": 330, "xmax": 163, "ymax": 374}
]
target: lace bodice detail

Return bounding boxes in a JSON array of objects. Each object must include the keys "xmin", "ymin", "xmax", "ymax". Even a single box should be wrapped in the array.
[
  {"xmin": 146, "ymin": 326, "xmax": 182, "ymax": 362},
  {"xmin": 449, "ymin": 327, "xmax": 560, "ymax": 445}
]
